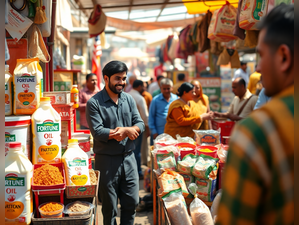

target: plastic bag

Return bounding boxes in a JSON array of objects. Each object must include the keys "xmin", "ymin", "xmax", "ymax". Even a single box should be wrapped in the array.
[
  {"xmin": 193, "ymin": 129, "xmax": 220, "ymax": 146},
  {"xmin": 192, "ymin": 155, "xmax": 219, "ymax": 179},
  {"xmin": 178, "ymin": 172, "xmax": 195, "ymax": 188},
  {"xmin": 216, "ymin": 144, "xmax": 229, "ymax": 163},
  {"xmin": 157, "ymin": 153, "xmax": 177, "ymax": 171},
  {"xmin": 154, "ymin": 133, "xmax": 178, "ymax": 148},
  {"xmin": 208, "ymin": 2, "xmax": 238, "ymax": 42},
  {"xmin": 188, "ymin": 183, "xmax": 214, "ymax": 225},
  {"xmin": 158, "ymin": 170, "xmax": 189, "ymax": 197},
  {"xmin": 176, "ymin": 134, "xmax": 196, "ymax": 144},
  {"xmin": 153, "ymin": 146, "xmax": 179, "ymax": 170},
  {"xmin": 210, "ymin": 190, "xmax": 222, "ymax": 223},
  {"xmin": 194, "ymin": 177, "xmax": 218, "ymax": 202},
  {"xmin": 177, "ymin": 154, "xmax": 198, "ymax": 174},
  {"xmin": 162, "ymin": 190, "xmax": 193, "ymax": 225}
]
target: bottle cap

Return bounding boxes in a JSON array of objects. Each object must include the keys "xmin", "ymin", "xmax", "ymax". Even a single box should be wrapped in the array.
[
  {"xmin": 72, "ymin": 85, "xmax": 78, "ymax": 88},
  {"xmin": 68, "ymin": 139, "xmax": 78, "ymax": 144},
  {"xmin": 9, "ymin": 142, "xmax": 22, "ymax": 149},
  {"xmin": 40, "ymin": 97, "xmax": 51, "ymax": 102}
]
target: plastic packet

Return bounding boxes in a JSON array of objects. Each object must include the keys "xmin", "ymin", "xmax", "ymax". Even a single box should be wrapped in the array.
[
  {"xmin": 193, "ymin": 129, "xmax": 220, "ymax": 146},
  {"xmin": 177, "ymin": 154, "xmax": 198, "ymax": 174},
  {"xmin": 158, "ymin": 170, "xmax": 189, "ymax": 197},
  {"xmin": 154, "ymin": 133, "xmax": 178, "ymax": 148},
  {"xmin": 178, "ymin": 172, "xmax": 195, "ymax": 188},
  {"xmin": 154, "ymin": 151, "xmax": 177, "ymax": 171},
  {"xmin": 176, "ymin": 134, "xmax": 196, "ymax": 144},
  {"xmin": 162, "ymin": 190, "xmax": 193, "ymax": 225},
  {"xmin": 210, "ymin": 190, "xmax": 222, "ymax": 223},
  {"xmin": 188, "ymin": 183, "xmax": 214, "ymax": 225},
  {"xmin": 192, "ymin": 154, "xmax": 219, "ymax": 179},
  {"xmin": 153, "ymin": 145, "xmax": 180, "ymax": 169},
  {"xmin": 216, "ymin": 144, "xmax": 228, "ymax": 163}
]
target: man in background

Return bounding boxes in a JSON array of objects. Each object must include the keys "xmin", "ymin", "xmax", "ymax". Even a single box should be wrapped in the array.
[
  {"xmin": 216, "ymin": 4, "xmax": 294, "ymax": 224},
  {"xmin": 233, "ymin": 61, "xmax": 249, "ymax": 86},
  {"xmin": 124, "ymin": 75, "xmax": 137, "ymax": 93},
  {"xmin": 153, "ymin": 60, "xmax": 164, "ymax": 80},
  {"xmin": 172, "ymin": 73, "xmax": 186, "ymax": 94},
  {"xmin": 149, "ymin": 78, "xmax": 178, "ymax": 139},
  {"xmin": 148, "ymin": 75, "xmax": 164, "ymax": 95},
  {"xmin": 214, "ymin": 77, "xmax": 258, "ymax": 121},
  {"xmin": 128, "ymin": 80, "xmax": 150, "ymax": 179},
  {"xmin": 79, "ymin": 73, "xmax": 100, "ymax": 129}
]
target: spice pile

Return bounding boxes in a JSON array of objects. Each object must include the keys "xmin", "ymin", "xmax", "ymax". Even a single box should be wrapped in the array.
[
  {"xmin": 33, "ymin": 164, "xmax": 64, "ymax": 185},
  {"xmin": 39, "ymin": 202, "xmax": 63, "ymax": 214},
  {"xmin": 67, "ymin": 201, "xmax": 90, "ymax": 212}
]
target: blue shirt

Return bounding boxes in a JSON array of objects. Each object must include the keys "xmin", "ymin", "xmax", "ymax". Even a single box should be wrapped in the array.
[
  {"xmin": 148, "ymin": 93, "xmax": 178, "ymax": 135},
  {"xmin": 254, "ymin": 88, "xmax": 271, "ymax": 110}
]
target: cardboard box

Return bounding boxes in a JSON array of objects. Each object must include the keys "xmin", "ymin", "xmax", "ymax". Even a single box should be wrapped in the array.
[
  {"xmin": 53, "ymin": 103, "xmax": 74, "ymax": 120},
  {"xmin": 66, "ymin": 170, "xmax": 100, "ymax": 199},
  {"xmin": 43, "ymin": 91, "xmax": 71, "ymax": 104},
  {"xmin": 53, "ymin": 71, "xmax": 73, "ymax": 91}
]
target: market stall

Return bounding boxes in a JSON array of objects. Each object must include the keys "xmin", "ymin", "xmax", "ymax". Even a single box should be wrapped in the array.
[{"xmin": 4, "ymin": 1, "xmax": 98, "ymax": 225}]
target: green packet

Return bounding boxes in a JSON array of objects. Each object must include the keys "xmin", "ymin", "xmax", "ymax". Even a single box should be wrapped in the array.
[
  {"xmin": 192, "ymin": 154, "xmax": 219, "ymax": 179},
  {"xmin": 177, "ymin": 153, "xmax": 198, "ymax": 175}
]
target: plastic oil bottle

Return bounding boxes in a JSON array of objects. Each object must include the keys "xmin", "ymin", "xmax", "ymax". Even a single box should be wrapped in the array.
[
  {"xmin": 5, "ymin": 64, "xmax": 13, "ymax": 115},
  {"xmin": 32, "ymin": 97, "xmax": 61, "ymax": 164},
  {"xmin": 70, "ymin": 85, "xmax": 79, "ymax": 108},
  {"xmin": 62, "ymin": 139, "xmax": 91, "ymax": 186},
  {"xmin": 5, "ymin": 142, "xmax": 33, "ymax": 225}
]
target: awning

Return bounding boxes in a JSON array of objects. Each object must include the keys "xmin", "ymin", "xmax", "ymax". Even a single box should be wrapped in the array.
[{"xmin": 183, "ymin": 0, "xmax": 239, "ymax": 14}]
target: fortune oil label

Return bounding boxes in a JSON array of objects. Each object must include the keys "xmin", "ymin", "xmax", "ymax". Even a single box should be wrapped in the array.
[
  {"xmin": 68, "ymin": 159, "xmax": 87, "ymax": 167},
  {"xmin": 5, "ymin": 174, "xmax": 26, "ymax": 220},
  {"xmin": 71, "ymin": 174, "xmax": 88, "ymax": 186},
  {"xmin": 200, "ymin": 135, "xmax": 217, "ymax": 144},
  {"xmin": 38, "ymin": 145, "xmax": 59, "ymax": 161},
  {"xmin": 37, "ymin": 120, "xmax": 60, "ymax": 132},
  {"xmin": 5, "ymin": 132, "xmax": 16, "ymax": 142}
]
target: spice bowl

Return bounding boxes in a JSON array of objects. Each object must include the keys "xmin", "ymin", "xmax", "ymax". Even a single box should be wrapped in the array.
[
  {"xmin": 38, "ymin": 202, "xmax": 64, "ymax": 218},
  {"xmin": 64, "ymin": 201, "xmax": 94, "ymax": 217}
]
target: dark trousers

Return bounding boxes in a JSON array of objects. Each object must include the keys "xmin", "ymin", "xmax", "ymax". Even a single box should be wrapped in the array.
[
  {"xmin": 95, "ymin": 152, "xmax": 139, "ymax": 225},
  {"xmin": 133, "ymin": 134, "xmax": 143, "ymax": 176}
]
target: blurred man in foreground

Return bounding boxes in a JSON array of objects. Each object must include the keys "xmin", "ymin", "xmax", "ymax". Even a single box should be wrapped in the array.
[{"xmin": 216, "ymin": 4, "xmax": 294, "ymax": 224}]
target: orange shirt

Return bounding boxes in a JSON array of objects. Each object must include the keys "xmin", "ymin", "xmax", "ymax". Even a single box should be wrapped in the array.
[{"xmin": 142, "ymin": 91, "xmax": 152, "ymax": 110}]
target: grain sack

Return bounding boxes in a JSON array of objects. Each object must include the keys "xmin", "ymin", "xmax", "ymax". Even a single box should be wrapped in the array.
[
  {"xmin": 239, "ymin": 0, "xmax": 268, "ymax": 30},
  {"xmin": 195, "ymin": 177, "xmax": 217, "ymax": 202},
  {"xmin": 155, "ymin": 151, "xmax": 177, "ymax": 171},
  {"xmin": 162, "ymin": 191, "xmax": 193, "ymax": 225},
  {"xmin": 178, "ymin": 172, "xmax": 195, "ymax": 188},
  {"xmin": 208, "ymin": 2, "xmax": 238, "ymax": 42},
  {"xmin": 188, "ymin": 183, "xmax": 214, "ymax": 225},
  {"xmin": 177, "ymin": 154, "xmax": 198, "ymax": 174},
  {"xmin": 192, "ymin": 155, "xmax": 219, "ymax": 179}
]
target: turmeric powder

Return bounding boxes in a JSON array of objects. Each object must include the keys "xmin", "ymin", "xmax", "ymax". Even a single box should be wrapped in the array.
[
  {"xmin": 33, "ymin": 164, "xmax": 64, "ymax": 185},
  {"xmin": 39, "ymin": 202, "xmax": 63, "ymax": 214}
]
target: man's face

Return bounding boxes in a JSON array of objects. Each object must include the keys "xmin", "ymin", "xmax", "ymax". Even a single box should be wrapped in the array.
[
  {"xmin": 256, "ymin": 29, "xmax": 279, "ymax": 97},
  {"xmin": 161, "ymin": 84, "xmax": 172, "ymax": 99},
  {"xmin": 192, "ymin": 81, "xmax": 201, "ymax": 98},
  {"xmin": 137, "ymin": 85, "xmax": 145, "ymax": 95},
  {"xmin": 241, "ymin": 64, "xmax": 247, "ymax": 72},
  {"xmin": 106, "ymin": 72, "xmax": 127, "ymax": 94},
  {"xmin": 232, "ymin": 81, "xmax": 244, "ymax": 98},
  {"xmin": 87, "ymin": 75, "xmax": 97, "ymax": 89}
]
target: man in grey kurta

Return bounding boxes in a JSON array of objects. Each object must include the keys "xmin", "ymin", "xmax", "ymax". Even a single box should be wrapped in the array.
[{"xmin": 86, "ymin": 61, "xmax": 145, "ymax": 225}]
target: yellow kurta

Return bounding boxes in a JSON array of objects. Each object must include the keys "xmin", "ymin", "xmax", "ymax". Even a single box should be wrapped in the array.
[
  {"xmin": 193, "ymin": 94, "xmax": 210, "ymax": 130},
  {"xmin": 164, "ymin": 99, "xmax": 202, "ymax": 138}
]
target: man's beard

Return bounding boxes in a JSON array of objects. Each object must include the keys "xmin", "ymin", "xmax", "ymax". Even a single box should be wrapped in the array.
[{"xmin": 109, "ymin": 80, "xmax": 125, "ymax": 94}]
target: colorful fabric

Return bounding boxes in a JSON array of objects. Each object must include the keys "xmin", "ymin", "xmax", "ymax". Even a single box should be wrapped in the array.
[
  {"xmin": 164, "ymin": 99, "xmax": 202, "ymax": 138},
  {"xmin": 248, "ymin": 71, "xmax": 261, "ymax": 94},
  {"xmin": 197, "ymin": 10, "xmax": 212, "ymax": 53},
  {"xmin": 216, "ymin": 85, "xmax": 294, "ymax": 225}
]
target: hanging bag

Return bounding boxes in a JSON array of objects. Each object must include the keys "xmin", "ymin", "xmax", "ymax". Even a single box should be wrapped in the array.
[{"xmin": 208, "ymin": 1, "xmax": 238, "ymax": 42}]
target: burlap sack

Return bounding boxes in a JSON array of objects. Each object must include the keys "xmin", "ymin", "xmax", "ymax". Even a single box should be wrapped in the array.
[{"xmin": 28, "ymin": 24, "xmax": 50, "ymax": 63}]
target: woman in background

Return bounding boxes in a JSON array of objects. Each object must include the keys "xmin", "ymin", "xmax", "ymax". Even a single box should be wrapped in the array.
[
  {"xmin": 191, "ymin": 80, "xmax": 211, "ymax": 129},
  {"xmin": 164, "ymin": 82, "xmax": 214, "ymax": 138}
]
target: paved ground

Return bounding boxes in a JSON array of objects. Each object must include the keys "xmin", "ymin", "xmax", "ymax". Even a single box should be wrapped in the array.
[{"xmin": 96, "ymin": 179, "xmax": 153, "ymax": 225}]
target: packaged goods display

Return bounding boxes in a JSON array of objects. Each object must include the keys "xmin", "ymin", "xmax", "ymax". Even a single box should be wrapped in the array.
[
  {"xmin": 5, "ymin": 142, "xmax": 33, "ymax": 225},
  {"xmin": 5, "ymin": 65, "xmax": 13, "ymax": 116},
  {"xmin": 13, "ymin": 58, "xmax": 43, "ymax": 115},
  {"xmin": 177, "ymin": 154, "xmax": 198, "ymax": 174},
  {"xmin": 32, "ymin": 97, "xmax": 61, "ymax": 164},
  {"xmin": 62, "ymin": 139, "xmax": 91, "ymax": 186},
  {"xmin": 194, "ymin": 129, "xmax": 221, "ymax": 146},
  {"xmin": 64, "ymin": 201, "xmax": 94, "ymax": 217}
]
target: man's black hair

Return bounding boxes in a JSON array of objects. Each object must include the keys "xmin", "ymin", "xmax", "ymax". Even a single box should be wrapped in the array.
[
  {"xmin": 240, "ymin": 61, "xmax": 247, "ymax": 66},
  {"xmin": 237, "ymin": 78, "xmax": 246, "ymax": 87},
  {"xmin": 102, "ymin": 61, "xmax": 128, "ymax": 78},
  {"xmin": 86, "ymin": 73, "xmax": 96, "ymax": 81},
  {"xmin": 133, "ymin": 80, "xmax": 144, "ymax": 89},
  {"xmin": 257, "ymin": 3, "xmax": 294, "ymax": 56},
  {"xmin": 157, "ymin": 75, "xmax": 164, "ymax": 81},
  {"xmin": 178, "ymin": 73, "xmax": 185, "ymax": 81}
]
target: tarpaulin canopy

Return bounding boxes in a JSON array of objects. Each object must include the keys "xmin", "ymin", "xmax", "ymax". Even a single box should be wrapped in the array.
[{"xmin": 183, "ymin": 0, "xmax": 239, "ymax": 14}]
